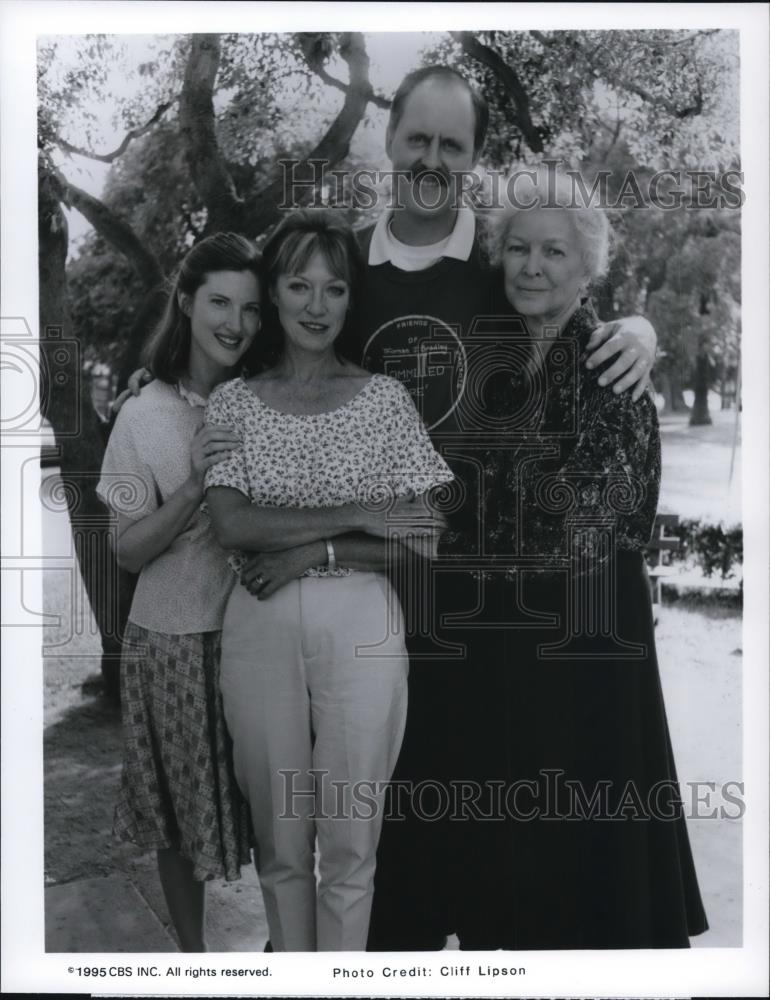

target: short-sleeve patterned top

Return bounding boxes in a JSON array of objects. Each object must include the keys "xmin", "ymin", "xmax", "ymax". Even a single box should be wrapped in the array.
[
  {"xmin": 203, "ymin": 373, "xmax": 455, "ymax": 576},
  {"xmin": 96, "ymin": 380, "xmax": 235, "ymax": 633}
]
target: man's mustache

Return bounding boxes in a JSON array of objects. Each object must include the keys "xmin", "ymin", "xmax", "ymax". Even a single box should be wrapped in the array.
[{"xmin": 407, "ymin": 163, "xmax": 452, "ymax": 188}]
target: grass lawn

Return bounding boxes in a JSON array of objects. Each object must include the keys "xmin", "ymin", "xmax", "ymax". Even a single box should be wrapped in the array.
[{"xmin": 657, "ymin": 396, "xmax": 741, "ymax": 525}]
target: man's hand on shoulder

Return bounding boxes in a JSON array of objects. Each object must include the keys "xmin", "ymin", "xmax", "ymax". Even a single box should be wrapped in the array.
[
  {"xmin": 584, "ymin": 316, "xmax": 657, "ymax": 402},
  {"xmin": 110, "ymin": 367, "xmax": 153, "ymax": 415}
]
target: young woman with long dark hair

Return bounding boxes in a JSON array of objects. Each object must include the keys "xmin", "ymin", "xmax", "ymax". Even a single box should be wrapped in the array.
[{"xmin": 97, "ymin": 233, "xmax": 262, "ymax": 951}]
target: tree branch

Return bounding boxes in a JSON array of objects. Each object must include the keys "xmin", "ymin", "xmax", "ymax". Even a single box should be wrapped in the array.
[
  {"xmin": 450, "ymin": 31, "xmax": 544, "ymax": 153},
  {"xmin": 176, "ymin": 31, "xmax": 377, "ymax": 238},
  {"xmin": 596, "ymin": 115, "xmax": 624, "ymax": 163},
  {"xmin": 529, "ymin": 30, "xmax": 555, "ymax": 48},
  {"xmin": 296, "ymin": 32, "xmax": 391, "ymax": 109},
  {"xmin": 302, "ymin": 32, "xmax": 376, "ymax": 162},
  {"xmin": 56, "ymin": 100, "xmax": 174, "ymax": 163},
  {"xmin": 246, "ymin": 32, "xmax": 376, "ymax": 235},
  {"xmin": 651, "ymin": 29, "xmax": 720, "ymax": 48},
  {"xmin": 178, "ymin": 33, "xmax": 244, "ymax": 232},
  {"xmin": 532, "ymin": 27, "xmax": 719, "ymax": 50},
  {"xmin": 532, "ymin": 27, "xmax": 709, "ymax": 120},
  {"xmin": 610, "ymin": 73, "xmax": 703, "ymax": 120},
  {"xmin": 530, "ymin": 30, "xmax": 706, "ymax": 120},
  {"xmin": 48, "ymin": 164, "xmax": 164, "ymax": 289}
]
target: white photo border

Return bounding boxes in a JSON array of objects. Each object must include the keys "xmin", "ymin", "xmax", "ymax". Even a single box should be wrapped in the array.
[{"xmin": 2, "ymin": 2, "xmax": 768, "ymax": 996}]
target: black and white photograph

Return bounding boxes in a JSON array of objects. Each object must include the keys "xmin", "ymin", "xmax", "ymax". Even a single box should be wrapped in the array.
[{"xmin": 1, "ymin": 2, "xmax": 768, "ymax": 996}]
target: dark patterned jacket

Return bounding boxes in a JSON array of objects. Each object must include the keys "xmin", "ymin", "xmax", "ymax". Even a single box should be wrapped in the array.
[{"xmin": 440, "ymin": 301, "xmax": 661, "ymax": 575}]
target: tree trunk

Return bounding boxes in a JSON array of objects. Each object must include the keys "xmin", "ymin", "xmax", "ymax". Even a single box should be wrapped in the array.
[
  {"xmin": 115, "ymin": 286, "xmax": 170, "ymax": 390},
  {"xmin": 657, "ymin": 368, "xmax": 689, "ymax": 414},
  {"xmin": 719, "ymin": 370, "xmax": 727, "ymax": 409},
  {"xmin": 689, "ymin": 350, "xmax": 713, "ymax": 426},
  {"xmin": 179, "ymin": 34, "xmax": 244, "ymax": 233},
  {"xmin": 669, "ymin": 370, "xmax": 689, "ymax": 411},
  {"xmin": 39, "ymin": 168, "xmax": 135, "ymax": 701},
  {"xmin": 657, "ymin": 370, "xmax": 674, "ymax": 413},
  {"xmin": 690, "ymin": 299, "xmax": 713, "ymax": 427}
]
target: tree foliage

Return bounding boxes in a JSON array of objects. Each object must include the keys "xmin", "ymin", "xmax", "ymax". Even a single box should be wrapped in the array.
[{"xmin": 424, "ymin": 29, "xmax": 739, "ymax": 171}]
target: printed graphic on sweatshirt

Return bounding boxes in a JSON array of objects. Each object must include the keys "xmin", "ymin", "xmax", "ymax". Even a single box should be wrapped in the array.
[{"xmin": 362, "ymin": 314, "xmax": 466, "ymax": 432}]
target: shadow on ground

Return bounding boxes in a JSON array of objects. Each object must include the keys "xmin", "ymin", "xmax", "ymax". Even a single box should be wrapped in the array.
[
  {"xmin": 44, "ymin": 691, "xmax": 125, "ymax": 884},
  {"xmin": 44, "ymin": 679, "xmax": 267, "ymax": 952}
]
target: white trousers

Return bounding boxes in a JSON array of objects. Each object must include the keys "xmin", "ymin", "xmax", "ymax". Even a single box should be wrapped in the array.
[{"xmin": 220, "ymin": 572, "xmax": 408, "ymax": 951}]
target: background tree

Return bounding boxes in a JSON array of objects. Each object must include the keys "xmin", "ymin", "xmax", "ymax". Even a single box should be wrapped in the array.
[{"xmin": 604, "ymin": 185, "xmax": 741, "ymax": 424}]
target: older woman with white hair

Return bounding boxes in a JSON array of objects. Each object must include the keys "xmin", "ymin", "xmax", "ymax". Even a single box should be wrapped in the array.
[{"xmin": 444, "ymin": 167, "xmax": 709, "ymax": 950}]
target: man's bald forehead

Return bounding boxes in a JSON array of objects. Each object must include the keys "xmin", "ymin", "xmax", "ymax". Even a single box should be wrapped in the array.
[{"xmin": 388, "ymin": 65, "xmax": 489, "ymax": 155}]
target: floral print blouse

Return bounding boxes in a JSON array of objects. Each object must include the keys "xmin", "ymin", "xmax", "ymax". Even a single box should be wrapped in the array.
[
  {"xmin": 440, "ymin": 302, "xmax": 661, "ymax": 576},
  {"xmin": 203, "ymin": 373, "xmax": 455, "ymax": 576}
]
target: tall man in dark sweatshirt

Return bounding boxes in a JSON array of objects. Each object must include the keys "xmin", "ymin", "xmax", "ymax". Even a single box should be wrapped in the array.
[{"xmin": 357, "ymin": 66, "xmax": 657, "ymax": 951}]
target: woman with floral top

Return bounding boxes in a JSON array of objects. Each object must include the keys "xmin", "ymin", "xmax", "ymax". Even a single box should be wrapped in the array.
[
  {"xmin": 204, "ymin": 209, "xmax": 454, "ymax": 952},
  {"xmin": 443, "ymin": 168, "xmax": 709, "ymax": 949},
  {"xmin": 96, "ymin": 233, "xmax": 263, "ymax": 951}
]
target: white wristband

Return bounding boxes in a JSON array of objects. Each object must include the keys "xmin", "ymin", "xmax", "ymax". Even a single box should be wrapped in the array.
[{"xmin": 325, "ymin": 538, "xmax": 337, "ymax": 573}]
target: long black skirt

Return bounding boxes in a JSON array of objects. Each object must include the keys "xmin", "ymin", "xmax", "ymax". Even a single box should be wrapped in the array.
[
  {"xmin": 451, "ymin": 551, "xmax": 709, "ymax": 949},
  {"xmin": 367, "ymin": 571, "xmax": 473, "ymax": 951}
]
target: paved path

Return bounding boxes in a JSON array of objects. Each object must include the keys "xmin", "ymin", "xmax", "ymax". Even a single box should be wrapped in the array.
[{"xmin": 46, "ymin": 870, "xmax": 269, "ymax": 953}]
